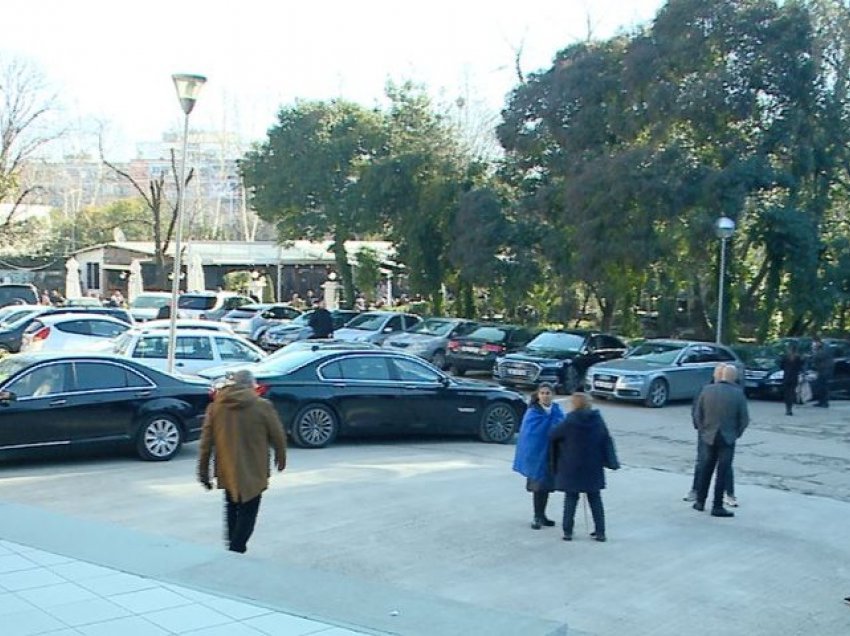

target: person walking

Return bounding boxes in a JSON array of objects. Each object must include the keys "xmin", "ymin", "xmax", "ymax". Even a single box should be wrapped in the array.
[
  {"xmin": 692, "ymin": 364, "xmax": 749, "ymax": 518},
  {"xmin": 781, "ymin": 343, "xmax": 804, "ymax": 416},
  {"xmin": 549, "ymin": 392, "xmax": 619, "ymax": 542},
  {"xmin": 197, "ymin": 369, "xmax": 287, "ymax": 553},
  {"xmin": 308, "ymin": 299, "xmax": 334, "ymax": 339},
  {"xmin": 811, "ymin": 337, "xmax": 835, "ymax": 408},
  {"xmin": 512, "ymin": 383, "xmax": 565, "ymax": 530}
]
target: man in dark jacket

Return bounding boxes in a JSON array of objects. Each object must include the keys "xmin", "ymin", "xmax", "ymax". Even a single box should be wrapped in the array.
[
  {"xmin": 198, "ymin": 369, "xmax": 287, "ymax": 553},
  {"xmin": 692, "ymin": 364, "xmax": 749, "ymax": 518},
  {"xmin": 811, "ymin": 337, "xmax": 835, "ymax": 408},
  {"xmin": 308, "ymin": 299, "xmax": 334, "ymax": 339}
]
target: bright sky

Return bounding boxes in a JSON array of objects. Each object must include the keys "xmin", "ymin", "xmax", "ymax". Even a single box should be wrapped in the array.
[{"xmin": 3, "ymin": 0, "xmax": 664, "ymax": 159}]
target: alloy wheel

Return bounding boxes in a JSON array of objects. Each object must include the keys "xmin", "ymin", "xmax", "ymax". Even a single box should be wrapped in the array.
[{"xmin": 480, "ymin": 403, "xmax": 518, "ymax": 443}]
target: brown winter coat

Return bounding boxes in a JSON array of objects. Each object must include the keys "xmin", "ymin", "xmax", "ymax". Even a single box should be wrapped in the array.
[{"xmin": 197, "ymin": 385, "xmax": 287, "ymax": 502}]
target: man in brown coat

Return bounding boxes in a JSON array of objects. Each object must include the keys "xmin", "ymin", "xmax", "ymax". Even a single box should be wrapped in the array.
[{"xmin": 198, "ymin": 369, "xmax": 287, "ymax": 553}]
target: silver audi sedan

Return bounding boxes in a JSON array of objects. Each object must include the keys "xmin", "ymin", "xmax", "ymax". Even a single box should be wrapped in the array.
[{"xmin": 584, "ymin": 339, "xmax": 745, "ymax": 408}]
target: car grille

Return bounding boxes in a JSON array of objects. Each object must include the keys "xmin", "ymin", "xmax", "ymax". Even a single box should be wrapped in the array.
[
  {"xmin": 590, "ymin": 373, "xmax": 619, "ymax": 392},
  {"xmin": 498, "ymin": 361, "xmax": 540, "ymax": 382},
  {"xmin": 745, "ymin": 370, "xmax": 769, "ymax": 380}
]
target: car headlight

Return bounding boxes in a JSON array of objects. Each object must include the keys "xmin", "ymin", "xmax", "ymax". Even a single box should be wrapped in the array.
[
  {"xmin": 616, "ymin": 374, "xmax": 645, "ymax": 386},
  {"xmin": 768, "ymin": 370, "xmax": 784, "ymax": 381}
]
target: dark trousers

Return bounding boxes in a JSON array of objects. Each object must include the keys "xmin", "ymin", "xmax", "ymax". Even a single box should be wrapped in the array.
[
  {"xmin": 813, "ymin": 376, "xmax": 830, "ymax": 407},
  {"xmin": 533, "ymin": 491, "xmax": 550, "ymax": 520},
  {"xmin": 783, "ymin": 382, "xmax": 797, "ymax": 414},
  {"xmin": 225, "ymin": 492, "xmax": 262, "ymax": 554},
  {"xmin": 562, "ymin": 491, "xmax": 605, "ymax": 537},
  {"xmin": 690, "ymin": 435, "xmax": 734, "ymax": 496},
  {"xmin": 695, "ymin": 437, "xmax": 735, "ymax": 509}
]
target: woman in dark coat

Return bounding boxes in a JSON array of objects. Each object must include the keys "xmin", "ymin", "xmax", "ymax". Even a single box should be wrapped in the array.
[
  {"xmin": 512, "ymin": 383, "xmax": 565, "ymax": 529},
  {"xmin": 780, "ymin": 343, "xmax": 803, "ymax": 416},
  {"xmin": 549, "ymin": 392, "xmax": 619, "ymax": 542}
]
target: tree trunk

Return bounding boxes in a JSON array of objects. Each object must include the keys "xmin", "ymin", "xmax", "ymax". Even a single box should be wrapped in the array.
[{"xmin": 333, "ymin": 236, "xmax": 354, "ymax": 309}]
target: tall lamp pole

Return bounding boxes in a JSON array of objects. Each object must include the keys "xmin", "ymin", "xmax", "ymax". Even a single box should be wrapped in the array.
[
  {"xmin": 167, "ymin": 73, "xmax": 206, "ymax": 374},
  {"xmin": 714, "ymin": 216, "xmax": 736, "ymax": 344}
]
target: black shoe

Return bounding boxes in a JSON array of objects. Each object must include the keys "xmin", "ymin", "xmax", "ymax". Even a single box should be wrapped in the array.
[
  {"xmin": 786, "ymin": 411, "xmax": 793, "ymax": 416},
  {"xmin": 590, "ymin": 531, "xmax": 607, "ymax": 542},
  {"xmin": 843, "ymin": 596, "xmax": 850, "ymax": 606},
  {"xmin": 693, "ymin": 502, "xmax": 705, "ymax": 512},
  {"xmin": 711, "ymin": 507, "xmax": 735, "ymax": 518},
  {"xmin": 562, "ymin": 534, "xmax": 572, "ymax": 541},
  {"xmin": 540, "ymin": 517, "xmax": 556, "ymax": 527},
  {"xmin": 531, "ymin": 519, "xmax": 542, "ymax": 530}
]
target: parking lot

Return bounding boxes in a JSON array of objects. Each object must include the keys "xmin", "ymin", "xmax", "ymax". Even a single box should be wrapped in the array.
[{"xmin": 1, "ymin": 396, "xmax": 849, "ymax": 635}]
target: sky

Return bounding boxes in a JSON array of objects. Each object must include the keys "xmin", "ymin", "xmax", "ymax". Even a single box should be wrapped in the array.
[{"xmin": 3, "ymin": 0, "xmax": 665, "ymax": 160}]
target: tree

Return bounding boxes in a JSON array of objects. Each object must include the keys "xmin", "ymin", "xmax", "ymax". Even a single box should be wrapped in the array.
[
  {"xmin": 47, "ymin": 199, "xmax": 151, "ymax": 254},
  {"xmin": 240, "ymin": 100, "xmax": 388, "ymax": 308},
  {"xmin": 353, "ymin": 246, "xmax": 382, "ymax": 303}
]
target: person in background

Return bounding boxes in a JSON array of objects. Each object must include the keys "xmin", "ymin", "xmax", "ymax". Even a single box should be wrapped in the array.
[
  {"xmin": 811, "ymin": 337, "xmax": 834, "ymax": 408},
  {"xmin": 780, "ymin": 343, "xmax": 803, "ymax": 416},
  {"xmin": 39, "ymin": 290, "xmax": 51, "ymax": 305},
  {"xmin": 197, "ymin": 369, "xmax": 287, "ymax": 554},
  {"xmin": 692, "ymin": 364, "xmax": 749, "ymax": 518},
  {"xmin": 512, "ymin": 383, "xmax": 564, "ymax": 530},
  {"xmin": 549, "ymin": 392, "xmax": 619, "ymax": 542},
  {"xmin": 308, "ymin": 298, "xmax": 334, "ymax": 339}
]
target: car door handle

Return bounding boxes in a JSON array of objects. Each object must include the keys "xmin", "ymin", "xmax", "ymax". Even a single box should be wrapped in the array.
[
  {"xmin": 175, "ymin": 362, "xmax": 185, "ymax": 367},
  {"xmin": 49, "ymin": 399, "xmax": 67, "ymax": 406},
  {"xmin": 135, "ymin": 390, "xmax": 152, "ymax": 397}
]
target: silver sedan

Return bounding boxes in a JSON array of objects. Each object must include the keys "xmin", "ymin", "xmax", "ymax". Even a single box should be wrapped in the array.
[{"xmin": 584, "ymin": 340, "xmax": 745, "ymax": 407}]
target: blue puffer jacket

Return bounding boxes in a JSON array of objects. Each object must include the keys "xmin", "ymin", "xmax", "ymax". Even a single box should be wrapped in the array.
[{"xmin": 513, "ymin": 402, "xmax": 565, "ymax": 481}]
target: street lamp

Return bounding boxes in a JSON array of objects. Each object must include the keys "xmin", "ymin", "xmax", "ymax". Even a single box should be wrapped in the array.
[
  {"xmin": 714, "ymin": 216, "xmax": 736, "ymax": 344},
  {"xmin": 166, "ymin": 73, "xmax": 206, "ymax": 374}
]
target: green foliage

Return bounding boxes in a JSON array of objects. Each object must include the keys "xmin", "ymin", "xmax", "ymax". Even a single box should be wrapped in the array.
[
  {"xmin": 353, "ymin": 247, "xmax": 382, "ymax": 302},
  {"xmin": 223, "ymin": 271, "xmax": 251, "ymax": 293}
]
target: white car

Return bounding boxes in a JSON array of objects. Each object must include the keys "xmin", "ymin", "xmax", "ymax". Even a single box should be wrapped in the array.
[
  {"xmin": 112, "ymin": 328, "xmax": 266, "ymax": 374},
  {"xmin": 138, "ymin": 319, "xmax": 234, "ymax": 333},
  {"xmin": 21, "ymin": 314, "xmax": 131, "ymax": 353},
  {"xmin": 128, "ymin": 292, "xmax": 172, "ymax": 322},
  {"xmin": 177, "ymin": 291, "xmax": 254, "ymax": 320}
]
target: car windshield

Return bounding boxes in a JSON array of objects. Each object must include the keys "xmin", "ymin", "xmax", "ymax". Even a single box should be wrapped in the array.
[
  {"xmin": 626, "ymin": 342, "xmax": 686, "ymax": 364},
  {"xmin": 254, "ymin": 350, "xmax": 318, "ymax": 374},
  {"xmin": 113, "ymin": 331, "xmax": 134, "ymax": 354},
  {"xmin": 735, "ymin": 345, "xmax": 780, "ymax": 370},
  {"xmin": 526, "ymin": 332, "xmax": 586, "ymax": 353},
  {"xmin": 408, "ymin": 319, "xmax": 455, "ymax": 336},
  {"xmin": 290, "ymin": 312, "xmax": 312, "ymax": 326},
  {"xmin": 465, "ymin": 326, "xmax": 508, "ymax": 342},
  {"xmin": 178, "ymin": 295, "xmax": 216, "ymax": 310},
  {"xmin": 344, "ymin": 313, "xmax": 385, "ymax": 331},
  {"xmin": 0, "ymin": 356, "xmax": 30, "ymax": 384},
  {"xmin": 131, "ymin": 295, "xmax": 170, "ymax": 309}
]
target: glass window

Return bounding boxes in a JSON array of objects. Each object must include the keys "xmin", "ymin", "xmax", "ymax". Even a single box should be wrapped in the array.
[
  {"xmin": 600, "ymin": 335, "xmax": 626, "ymax": 350},
  {"xmin": 178, "ymin": 295, "xmax": 217, "ymax": 310},
  {"xmin": 134, "ymin": 336, "xmax": 168, "ymax": 359},
  {"xmin": 271, "ymin": 306, "xmax": 300, "ymax": 320},
  {"xmin": 224, "ymin": 297, "xmax": 250, "ymax": 310},
  {"xmin": 56, "ymin": 320, "xmax": 91, "ymax": 336},
  {"xmin": 176, "ymin": 336, "xmax": 214, "ymax": 360},
  {"xmin": 320, "ymin": 361, "xmax": 343, "ymax": 380},
  {"xmin": 392, "ymin": 357, "xmax": 442, "ymax": 382},
  {"xmin": 402, "ymin": 315, "xmax": 421, "ymax": 330},
  {"xmin": 452, "ymin": 322, "xmax": 479, "ymax": 337},
  {"xmin": 74, "ymin": 362, "xmax": 128, "ymax": 391},
  {"xmin": 344, "ymin": 313, "xmax": 385, "ymax": 331},
  {"xmin": 8, "ymin": 364, "xmax": 68, "ymax": 398},
  {"xmin": 215, "ymin": 336, "xmax": 261, "ymax": 361},
  {"xmin": 527, "ymin": 332, "xmax": 586, "ymax": 353},
  {"xmin": 89, "ymin": 320, "xmax": 129, "ymax": 338},
  {"xmin": 0, "ymin": 356, "xmax": 31, "ymax": 385},
  {"xmin": 711, "ymin": 346, "xmax": 736, "ymax": 362},
  {"xmin": 465, "ymin": 326, "xmax": 508, "ymax": 342},
  {"xmin": 386, "ymin": 316, "xmax": 404, "ymax": 332},
  {"xmin": 124, "ymin": 368, "xmax": 150, "ymax": 387},
  {"xmin": 338, "ymin": 356, "xmax": 391, "ymax": 381},
  {"xmin": 626, "ymin": 342, "xmax": 686, "ymax": 364}
]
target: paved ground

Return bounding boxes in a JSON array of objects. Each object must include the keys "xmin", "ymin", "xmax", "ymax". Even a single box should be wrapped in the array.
[{"xmin": 0, "ymin": 396, "xmax": 848, "ymax": 635}]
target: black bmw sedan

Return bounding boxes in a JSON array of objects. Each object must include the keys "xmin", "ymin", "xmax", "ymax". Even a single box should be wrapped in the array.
[
  {"xmin": 0, "ymin": 353, "xmax": 211, "ymax": 461},
  {"xmin": 201, "ymin": 349, "xmax": 527, "ymax": 448}
]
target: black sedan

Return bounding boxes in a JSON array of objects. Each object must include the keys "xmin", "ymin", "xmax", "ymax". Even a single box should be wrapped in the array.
[
  {"xmin": 494, "ymin": 330, "xmax": 628, "ymax": 394},
  {"xmin": 201, "ymin": 349, "xmax": 526, "ymax": 448},
  {"xmin": 0, "ymin": 353, "xmax": 210, "ymax": 461},
  {"xmin": 446, "ymin": 324, "xmax": 538, "ymax": 376}
]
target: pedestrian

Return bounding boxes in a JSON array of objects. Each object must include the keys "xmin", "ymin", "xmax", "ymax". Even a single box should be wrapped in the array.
[
  {"xmin": 308, "ymin": 298, "xmax": 334, "ymax": 339},
  {"xmin": 684, "ymin": 365, "xmax": 737, "ymax": 507},
  {"xmin": 512, "ymin": 383, "xmax": 565, "ymax": 530},
  {"xmin": 780, "ymin": 343, "xmax": 804, "ymax": 416},
  {"xmin": 197, "ymin": 369, "xmax": 287, "ymax": 553},
  {"xmin": 692, "ymin": 364, "xmax": 749, "ymax": 518},
  {"xmin": 549, "ymin": 392, "xmax": 619, "ymax": 542},
  {"xmin": 811, "ymin": 337, "xmax": 834, "ymax": 408}
]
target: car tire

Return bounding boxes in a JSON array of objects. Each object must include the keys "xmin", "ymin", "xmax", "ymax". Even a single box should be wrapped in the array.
[
  {"xmin": 432, "ymin": 350, "xmax": 447, "ymax": 370},
  {"xmin": 562, "ymin": 366, "xmax": 581, "ymax": 394},
  {"xmin": 136, "ymin": 414, "xmax": 183, "ymax": 461},
  {"xmin": 644, "ymin": 379, "xmax": 669, "ymax": 408},
  {"xmin": 452, "ymin": 365, "xmax": 467, "ymax": 377},
  {"xmin": 478, "ymin": 402, "xmax": 519, "ymax": 443},
  {"xmin": 291, "ymin": 403, "xmax": 339, "ymax": 449}
]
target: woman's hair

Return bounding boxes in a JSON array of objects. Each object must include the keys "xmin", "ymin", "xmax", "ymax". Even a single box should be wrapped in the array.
[
  {"xmin": 529, "ymin": 382, "xmax": 555, "ymax": 406},
  {"xmin": 570, "ymin": 391, "xmax": 591, "ymax": 410}
]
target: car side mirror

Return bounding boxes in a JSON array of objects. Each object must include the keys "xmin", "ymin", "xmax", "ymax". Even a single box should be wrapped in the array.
[
  {"xmin": 0, "ymin": 390, "xmax": 17, "ymax": 405},
  {"xmin": 440, "ymin": 375, "xmax": 451, "ymax": 387},
  {"xmin": 383, "ymin": 327, "xmax": 394, "ymax": 333}
]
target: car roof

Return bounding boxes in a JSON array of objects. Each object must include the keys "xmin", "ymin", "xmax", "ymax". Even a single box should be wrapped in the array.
[
  {"xmin": 9, "ymin": 351, "xmax": 148, "ymax": 364},
  {"xmin": 641, "ymin": 338, "xmax": 726, "ymax": 347},
  {"xmin": 133, "ymin": 328, "xmax": 239, "ymax": 337},
  {"xmin": 34, "ymin": 313, "xmax": 128, "ymax": 325},
  {"xmin": 141, "ymin": 319, "xmax": 231, "ymax": 329},
  {"xmin": 134, "ymin": 291, "xmax": 172, "ymax": 297}
]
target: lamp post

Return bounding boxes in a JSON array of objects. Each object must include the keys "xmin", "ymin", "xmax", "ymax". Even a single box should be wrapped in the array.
[
  {"xmin": 714, "ymin": 216, "xmax": 736, "ymax": 344},
  {"xmin": 166, "ymin": 73, "xmax": 206, "ymax": 374}
]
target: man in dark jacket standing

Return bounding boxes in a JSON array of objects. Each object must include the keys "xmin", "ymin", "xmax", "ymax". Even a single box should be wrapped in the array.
[
  {"xmin": 692, "ymin": 364, "xmax": 749, "ymax": 518},
  {"xmin": 811, "ymin": 337, "xmax": 835, "ymax": 408},
  {"xmin": 308, "ymin": 298, "xmax": 334, "ymax": 339},
  {"xmin": 198, "ymin": 369, "xmax": 287, "ymax": 553}
]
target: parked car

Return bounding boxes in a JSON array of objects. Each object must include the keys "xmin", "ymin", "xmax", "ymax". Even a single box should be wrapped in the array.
[
  {"xmin": 0, "ymin": 352, "xmax": 210, "ymax": 461},
  {"xmin": 202, "ymin": 349, "xmax": 526, "ymax": 449},
  {"xmin": 383, "ymin": 318, "xmax": 479, "ymax": 370},
  {"xmin": 21, "ymin": 314, "xmax": 131, "ymax": 353},
  {"xmin": 0, "ymin": 305, "xmax": 43, "ymax": 329},
  {"xmin": 220, "ymin": 303, "xmax": 302, "ymax": 341},
  {"xmin": 41, "ymin": 306, "xmax": 134, "ymax": 325},
  {"xmin": 113, "ymin": 328, "xmax": 266, "ymax": 375},
  {"xmin": 445, "ymin": 324, "xmax": 538, "ymax": 376},
  {"xmin": 129, "ymin": 292, "xmax": 172, "ymax": 322},
  {"xmin": 178, "ymin": 291, "xmax": 254, "ymax": 320},
  {"xmin": 258, "ymin": 310, "xmax": 360, "ymax": 351},
  {"xmin": 332, "ymin": 311, "xmax": 422, "ymax": 345},
  {"xmin": 494, "ymin": 330, "xmax": 628, "ymax": 394},
  {"xmin": 64, "ymin": 297, "xmax": 104, "ymax": 307},
  {"xmin": 138, "ymin": 319, "xmax": 234, "ymax": 333},
  {"xmin": 0, "ymin": 283, "xmax": 38, "ymax": 307},
  {"xmin": 585, "ymin": 339, "xmax": 745, "ymax": 408}
]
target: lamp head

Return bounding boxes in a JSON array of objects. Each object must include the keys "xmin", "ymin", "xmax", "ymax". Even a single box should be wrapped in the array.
[
  {"xmin": 172, "ymin": 74, "xmax": 207, "ymax": 115},
  {"xmin": 715, "ymin": 216, "xmax": 736, "ymax": 240}
]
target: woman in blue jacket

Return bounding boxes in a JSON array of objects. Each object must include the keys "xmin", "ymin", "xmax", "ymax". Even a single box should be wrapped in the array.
[
  {"xmin": 549, "ymin": 392, "xmax": 619, "ymax": 542},
  {"xmin": 513, "ymin": 383, "xmax": 565, "ymax": 529}
]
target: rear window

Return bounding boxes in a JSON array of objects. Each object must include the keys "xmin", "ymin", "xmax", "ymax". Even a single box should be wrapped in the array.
[
  {"xmin": 226, "ymin": 307, "xmax": 263, "ymax": 319},
  {"xmin": 465, "ymin": 326, "xmax": 509, "ymax": 343},
  {"xmin": 178, "ymin": 295, "xmax": 216, "ymax": 310},
  {"xmin": 0, "ymin": 285, "xmax": 38, "ymax": 307},
  {"xmin": 131, "ymin": 295, "xmax": 170, "ymax": 309}
]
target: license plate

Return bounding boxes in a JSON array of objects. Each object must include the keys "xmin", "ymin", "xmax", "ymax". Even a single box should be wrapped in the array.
[
  {"xmin": 507, "ymin": 369, "xmax": 526, "ymax": 376},
  {"xmin": 594, "ymin": 381, "xmax": 615, "ymax": 390},
  {"xmin": 461, "ymin": 346, "xmax": 480, "ymax": 354}
]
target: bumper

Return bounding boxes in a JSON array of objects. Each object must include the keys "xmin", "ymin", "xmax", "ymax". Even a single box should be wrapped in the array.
[{"xmin": 447, "ymin": 353, "xmax": 497, "ymax": 371}]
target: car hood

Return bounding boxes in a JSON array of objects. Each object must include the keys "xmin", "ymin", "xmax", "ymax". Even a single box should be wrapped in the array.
[
  {"xmin": 333, "ymin": 327, "xmax": 377, "ymax": 342},
  {"xmin": 590, "ymin": 358, "xmax": 665, "ymax": 374},
  {"xmin": 503, "ymin": 349, "xmax": 577, "ymax": 363},
  {"xmin": 385, "ymin": 333, "xmax": 438, "ymax": 345}
]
